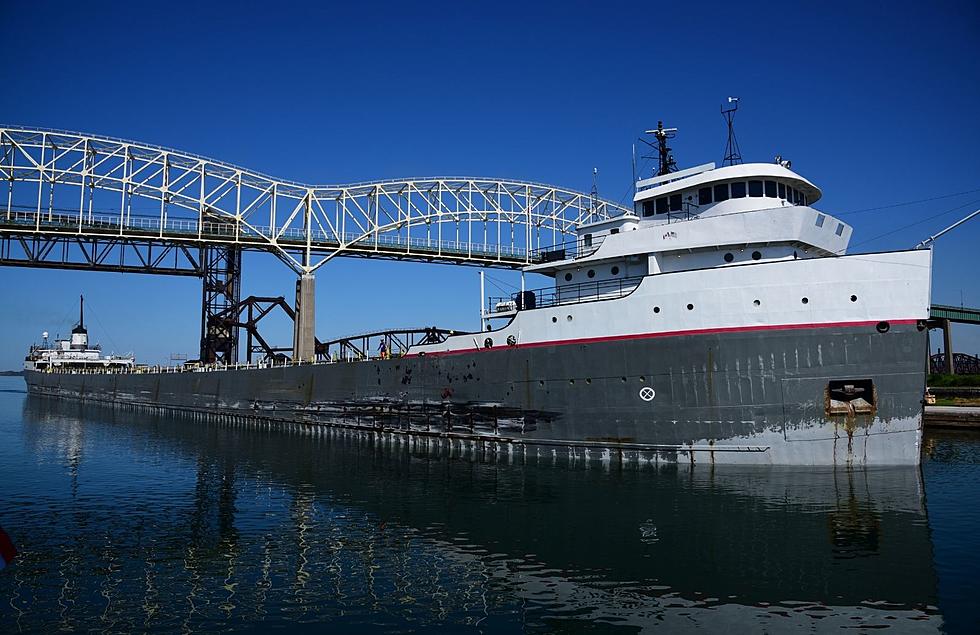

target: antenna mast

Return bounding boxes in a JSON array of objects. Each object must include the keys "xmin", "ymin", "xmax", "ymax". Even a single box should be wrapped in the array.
[
  {"xmin": 590, "ymin": 167, "xmax": 603, "ymax": 220},
  {"xmin": 721, "ymin": 97, "xmax": 742, "ymax": 166},
  {"xmin": 643, "ymin": 121, "xmax": 678, "ymax": 176}
]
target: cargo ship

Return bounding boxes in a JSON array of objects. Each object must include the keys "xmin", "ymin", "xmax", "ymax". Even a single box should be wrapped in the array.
[{"xmin": 24, "ymin": 129, "xmax": 932, "ymax": 466}]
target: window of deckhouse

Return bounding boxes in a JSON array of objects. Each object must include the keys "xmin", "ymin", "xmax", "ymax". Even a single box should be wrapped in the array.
[
  {"xmin": 765, "ymin": 181, "xmax": 777, "ymax": 197},
  {"xmin": 698, "ymin": 187, "xmax": 713, "ymax": 205},
  {"xmin": 669, "ymin": 193, "xmax": 682, "ymax": 212},
  {"xmin": 642, "ymin": 200, "xmax": 655, "ymax": 217},
  {"xmin": 748, "ymin": 180, "xmax": 763, "ymax": 197},
  {"xmin": 714, "ymin": 183, "xmax": 729, "ymax": 201},
  {"xmin": 656, "ymin": 197, "xmax": 669, "ymax": 214},
  {"xmin": 731, "ymin": 182, "xmax": 747, "ymax": 198},
  {"xmin": 778, "ymin": 182, "xmax": 786, "ymax": 198}
]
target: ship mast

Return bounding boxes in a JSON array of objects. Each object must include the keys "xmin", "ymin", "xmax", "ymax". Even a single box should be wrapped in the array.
[
  {"xmin": 721, "ymin": 97, "xmax": 743, "ymax": 166},
  {"xmin": 642, "ymin": 121, "xmax": 678, "ymax": 177}
]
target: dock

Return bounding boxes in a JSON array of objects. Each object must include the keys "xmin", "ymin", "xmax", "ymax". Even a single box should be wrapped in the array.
[{"xmin": 925, "ymin": 406, "xmax": 980, "ymax": 429}]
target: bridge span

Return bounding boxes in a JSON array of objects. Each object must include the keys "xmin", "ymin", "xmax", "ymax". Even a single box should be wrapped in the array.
[{"xmin": 1, "ymin": 126, "xmax": 630, "ymax": 361}]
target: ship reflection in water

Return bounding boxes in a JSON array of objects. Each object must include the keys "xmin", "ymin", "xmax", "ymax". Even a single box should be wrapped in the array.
[{"xmin": 0, "ymin": 393, "xmax": 948, "ymax": 633}]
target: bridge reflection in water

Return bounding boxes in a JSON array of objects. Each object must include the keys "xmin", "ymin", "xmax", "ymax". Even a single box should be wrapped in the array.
[{"xmin": 4, "ymin": 396, "xmax": 943, "ymax": 633}]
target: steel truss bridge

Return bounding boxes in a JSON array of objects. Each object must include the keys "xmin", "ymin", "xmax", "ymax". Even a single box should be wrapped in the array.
[{"xmin": 0, "ymin": 126, "xmax": 630, "ymax": 362}]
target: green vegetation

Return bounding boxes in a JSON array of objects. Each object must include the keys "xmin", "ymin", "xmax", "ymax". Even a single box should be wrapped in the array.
[
  {"xmin": 934, "ymin": 396, "xmax": 980, "ymax": 407},
  {"xmin": 929, "ymin": 374, "xmax": 980, "ymax": 387}
]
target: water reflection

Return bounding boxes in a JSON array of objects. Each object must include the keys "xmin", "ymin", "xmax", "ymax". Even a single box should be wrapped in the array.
[{"xmin": 1, "ymin": 395, "xmax": 943, "ymax": 632}]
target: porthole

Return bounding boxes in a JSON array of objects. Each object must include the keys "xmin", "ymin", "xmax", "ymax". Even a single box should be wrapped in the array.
[
  {"xmin": 539, "ymin": 380, "xmax": 545, "ymax": 386},
  {"xmin": 653, "ymin": 306, "xmax": 660, "ymax": 314},
  {"xmin": 639, "ymin": 376, "xmax": 646, "ymax": 382},
  {"xmin": 801, "ymin": 297, "xmax": 809, "ymax": 304},
  {"xmin": 552, "ymin": 316, "xmax": 558, "ymax": 323},
  {"xmin": 586, "ymin": 378, "xmax": 592, "ymax": 385},
  {"xmin": 587, "ymin": 269, "xmax": 596, "ymax": 278},
  {"xmin": 752, "ymin": 251, "xmax": 762, "ymax": 260},
  {"xmin": 569, "ymin": 379, "xmax": 575, "ymax": 385},
  {"xmin": 621, "ymin": 377, "xmax": 627, "ymax": 383},
  {"xmin": 850, "ymin": 295, "xmax": 858, "ymax": 302},
  {"xmin": 611, "ymin": 266, "xmax": 620, "ymax": 275},
  {"xmin": 484, "ymin": 337, "xmax": 493, "ymax": 348},
  {"xmin": 564, "ymin": 273, "xmax": 572, "ymax": 282},
  {"xmin": 876, "ymin": 321, "xmax": 890, "ymax": 334},
  {"xmin": 566, "ymin": 315, "xmax": 573, "ymax": 322},
  {"xmin": 687, "ymin": 303, "xmax": 694, "ymax": 310},
  {"xmin": 724, "ymin": 252, "xmax": 734, "ymax": 263},
  {"xmin": 753, "ymin": 299, "xmax": 761, "ymax": 306}
]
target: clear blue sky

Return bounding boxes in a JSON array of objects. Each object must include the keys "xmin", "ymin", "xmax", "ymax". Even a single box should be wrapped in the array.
[{"xmin": 1, "ymin": 0, "xmax": 978, "ymax": 368}]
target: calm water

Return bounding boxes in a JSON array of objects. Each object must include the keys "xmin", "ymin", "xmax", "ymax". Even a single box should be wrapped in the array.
[{"xmin": 0, "ymin": 376, "xmax": 978, "ymax": 634}]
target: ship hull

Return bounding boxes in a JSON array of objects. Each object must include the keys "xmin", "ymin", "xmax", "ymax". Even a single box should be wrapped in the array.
[{"xmin": 24, "ymin": 320, "xmax": 927, "ymax": 466}]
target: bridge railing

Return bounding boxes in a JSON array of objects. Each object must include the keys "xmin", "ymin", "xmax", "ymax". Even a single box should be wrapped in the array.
[{"xmin": 2, "ymin": 208, "xmax": 530, "ymax": 259}]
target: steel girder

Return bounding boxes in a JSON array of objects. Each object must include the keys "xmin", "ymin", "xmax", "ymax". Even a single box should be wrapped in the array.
[
  {"xmin": 0, "ymin": 232, "xmax": 203, "ymax": 275},
  {"xmin": 0, "ymin": 126, "xmax": 631, "ymax": 274}
]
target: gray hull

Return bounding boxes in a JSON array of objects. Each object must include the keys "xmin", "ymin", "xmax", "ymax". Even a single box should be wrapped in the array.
[{"xmin": 25, "ymin": 321, "xmax": 927, "ymax": 466}]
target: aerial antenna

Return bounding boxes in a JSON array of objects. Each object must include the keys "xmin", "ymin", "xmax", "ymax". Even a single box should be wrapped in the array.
[
  {"xmin": 721, "ymin": 97, "xmax": 742, "ymax": 166},
  {"xmin": 590, "ymin": 167, "xmax": 604, "ymax": 220},
  {"xmin": 78, "ymin": 295, "xmax": 84, "ymax": 329},
  {"xmin": 641, "ymin": 121, "xmax": 678, "ymax": 176}
]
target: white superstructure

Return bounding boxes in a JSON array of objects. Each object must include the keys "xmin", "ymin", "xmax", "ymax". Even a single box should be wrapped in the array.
[
  {"xmin": 415, "ymin": 150, "xmax": 929, "ymax": 355},
  {"xmin": 24, "ymin": 296, "xmax": 135, "ymax": 372}
]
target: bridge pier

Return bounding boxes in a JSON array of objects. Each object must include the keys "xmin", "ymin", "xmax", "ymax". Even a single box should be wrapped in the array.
[
  {"xmin": 942, "ymin": 318, "xmax": 955, "ymax": 375},
  {"xmin": 293, "ymin": 274, "xmax": 316, "ymax": 362},
  {"xmin": 200, "ymin": 246, "xmax": 241, "ymax": 364}
]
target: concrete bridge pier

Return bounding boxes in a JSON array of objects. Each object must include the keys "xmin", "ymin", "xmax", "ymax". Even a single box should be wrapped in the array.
[{"xmin": 293, "ymin": 274, "xmax": 316, "ymax": 362}]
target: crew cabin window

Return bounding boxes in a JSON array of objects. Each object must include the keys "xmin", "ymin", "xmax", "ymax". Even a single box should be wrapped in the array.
[
  {"xmin": 778, "ymin": 182, "xmax": 786, "ymax": 198},
  {"xmin": 669, "ymin": 194, "xmax": 682, "ymax": 212},
  {"xmin": 836, "ymin": 223, "xmax": 845, "ymax": 236},
  {"xmin": 656, "ymin": 197, "xmax": 669, "ymax": 214},
  {"xmin": 748, "ymin": 180, "xmax": 763, "ymax": 197},
  {"xmin": 642, "ymin": 201, "xmax": 655, "ymax": 217},
  {"xmin": 714, "ymin": 183, "xmax": 729, "ymax": 201},
  {"xmin": 584, "ymin": 234, "xmax": 592, "ymax": 247},
  {"xmin": 765, "ymin": 181, "xmax": 777, "ymax": 197},
  {"xmin": 698, "ymin": 187, "xmax": 713, "ymax": 205},
  {"xmin": 731, "ymin": 182, "xmax": 747, "ymax": 198}
]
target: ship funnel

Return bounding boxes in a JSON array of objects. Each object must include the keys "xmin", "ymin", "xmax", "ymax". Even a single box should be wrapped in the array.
[{"xmin": 70, "ymin": 294, "xmax": 88, "ymax": 349}]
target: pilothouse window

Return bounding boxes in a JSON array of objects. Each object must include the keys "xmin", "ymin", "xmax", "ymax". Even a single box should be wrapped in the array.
[
  {"xmin": 778, "ymin": 182, "xmax": 786, "ymax": 198},
  {"xmin": 765, "ymin": 181, "xmax": 777, "ymax": 197},
  {"xmin": 669, "ymin": 194, "xmax": 682, "ymax": 212},
  {"xmin": 748, "ymin": 180, "xmax": 763, "ymax": 197},
  {"xmin": 642, "ymin": 200, "xmax": 655, "ymax": 217},
  {"xmin": 656, "ymin": 197, "xmax": 669, "ymax": 214},
  {"xmin": 714, "ymin": 183, "xmax": 729, "ymax": 201},
  {"xmin": 698, "ymin": 187, "xmax": 713, "ymax": 205},
  {"xmin": 731, "ymin": 182, "xmax": 746, "ymax": 198}
]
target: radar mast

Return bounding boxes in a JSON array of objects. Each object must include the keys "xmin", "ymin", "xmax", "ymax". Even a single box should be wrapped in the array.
[
  {"xmin": 642, "ymin": 121, "xmax": 678, "ymax": 177},
  {"xmin": 721, "ymin": 97, "xmax": 743, "ymax": 166}
]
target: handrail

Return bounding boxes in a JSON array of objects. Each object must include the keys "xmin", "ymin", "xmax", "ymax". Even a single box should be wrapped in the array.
[{"xmin": 489, "ymin": 275, "xmax": 643, "ymax": 312}]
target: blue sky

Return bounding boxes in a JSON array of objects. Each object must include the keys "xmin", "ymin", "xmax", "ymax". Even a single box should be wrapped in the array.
[{"xmin": 1, "ymin": 0, "xmax": 978, "ymax": 367}]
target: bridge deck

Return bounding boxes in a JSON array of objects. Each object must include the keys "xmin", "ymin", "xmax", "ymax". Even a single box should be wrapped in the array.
[{"xmin": 931, "ymin": 304, "xmax": 980, "ymax": 325}]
